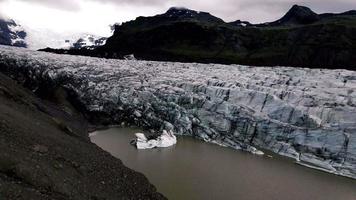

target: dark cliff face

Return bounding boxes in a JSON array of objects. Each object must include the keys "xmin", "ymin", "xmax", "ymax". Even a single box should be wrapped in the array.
[
  {"xmin": 41, "ymin": 5, "xmax": 356, "ymax": 70},
  {"xmin": 0, "ymin": 18, "xmax": 27, "ymax": 47}
]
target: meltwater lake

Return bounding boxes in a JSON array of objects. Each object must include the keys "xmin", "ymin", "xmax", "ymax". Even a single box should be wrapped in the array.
[{"xmin": 90, "ymin": 128, "xmax": 356, "ymax": 200}]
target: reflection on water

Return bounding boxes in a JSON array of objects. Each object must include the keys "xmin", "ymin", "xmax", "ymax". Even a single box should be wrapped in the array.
[{"xmin": 90, "ymin": 128, "xmax": 356, "ymax": 200}]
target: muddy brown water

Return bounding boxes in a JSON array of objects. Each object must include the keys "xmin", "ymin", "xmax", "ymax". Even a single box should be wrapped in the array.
[{"xmin": 90, "ymin": 127, "xmax": 356, "ymax": 200}]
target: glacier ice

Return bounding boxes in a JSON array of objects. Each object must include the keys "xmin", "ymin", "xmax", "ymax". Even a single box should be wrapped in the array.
[
  {"xmin": 0, "ymin": 45, "xmax": 355, "ymax": 179},
  {"xmin": 133, "ymin": 130, "xmax": 177, "ymax": 149}
]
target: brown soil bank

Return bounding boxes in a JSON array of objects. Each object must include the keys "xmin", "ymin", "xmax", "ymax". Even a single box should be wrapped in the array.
[{"xmin": 0, "ymin": 72, "xmax": 165, "ymax": 200}]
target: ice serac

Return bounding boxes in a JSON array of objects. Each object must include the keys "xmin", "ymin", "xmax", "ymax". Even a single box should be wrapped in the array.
[{"xmin": 0, "ymin": 45, "xmax": 355, "ymax": 179}]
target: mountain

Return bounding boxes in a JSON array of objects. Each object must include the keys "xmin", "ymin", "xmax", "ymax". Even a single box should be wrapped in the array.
[
  {"xmin": 123, "ymin": 7, "xmax": 225, "ymax": 29},
  {"xmin": 268, "ymin": 5, "xmax": 320, "ymax": 26},
  {"xmin": 266, "ymin": 5, "xmax": 356, "ymax": 26},
  {"xmin": 0, "ymin": 18, "xmax": 27, "ymax": 47},
  {"xmin": 41, "ymin": 5, "xmax": 356, "ymax": 70}
]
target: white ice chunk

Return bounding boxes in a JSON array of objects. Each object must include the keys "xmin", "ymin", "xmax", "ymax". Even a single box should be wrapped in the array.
[{"xmin": 133, "ymin": 130, "xmax": 177, "ymax": 149}]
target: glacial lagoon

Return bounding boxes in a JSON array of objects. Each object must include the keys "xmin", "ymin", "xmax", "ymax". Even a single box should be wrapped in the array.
[{"xmin": 90, "ymin": 128, "xmax": 356, "ymax": 200}]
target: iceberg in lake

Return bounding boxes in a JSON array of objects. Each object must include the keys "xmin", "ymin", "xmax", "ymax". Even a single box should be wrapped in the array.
[{"xmin": 133, "ymin": 130, "xmax": 177, "ymax": 149}]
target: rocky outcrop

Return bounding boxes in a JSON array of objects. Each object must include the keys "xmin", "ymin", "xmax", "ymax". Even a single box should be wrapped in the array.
[{"xmin": 0, "ymin": 45, "xmax": 355, "ymax": 179}]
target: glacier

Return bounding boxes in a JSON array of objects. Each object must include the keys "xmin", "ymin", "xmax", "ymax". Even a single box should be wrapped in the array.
[{"xmin": 0, "ymin": 45, "xmax": 355, "ymax": 179}]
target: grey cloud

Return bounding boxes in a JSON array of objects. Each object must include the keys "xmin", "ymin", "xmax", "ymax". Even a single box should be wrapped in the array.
[
  {"xmin": 170, "ymin": 0, "xmax": 356, "ymax": 22},
  {"xmin": 237, "ymin": 0, "xmax": 356, "ymax": 14},
  {"xmin": 1, "ymin": 0, "xmax": 355, "ymax": 22},
  {"xmin": 101, "ymin": 0, "xmax": 356, "ymax": 22},
  {"xmin": 89, "ymin": 0, "xmax": 164, "ymax": 5},
  {"xmin": 0, "ymin": 0, "xmax": 80, "ymax": 11}
]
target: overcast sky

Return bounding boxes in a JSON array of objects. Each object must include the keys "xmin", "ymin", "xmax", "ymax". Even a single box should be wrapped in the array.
[{"xmin": 0, "ymin": 0, "xmax": 355, "ymax": 36}]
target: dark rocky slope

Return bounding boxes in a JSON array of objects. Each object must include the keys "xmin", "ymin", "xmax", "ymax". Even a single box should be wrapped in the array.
[
  {"xmin": 0, "ymin": 72, "xmax": 165, "ymax": 199},
  {"xmin": 42, "ymin": 5, "xmax": 356, "ymax": 70}
]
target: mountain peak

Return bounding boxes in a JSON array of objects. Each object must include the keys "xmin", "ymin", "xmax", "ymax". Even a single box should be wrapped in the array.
[
  {"xmin": 290, "ymin": 4, "xmax": 309, "ymax": 10},
  {"xmin": 277, "ymin": 4, "xmax": 319, "ymax": 25},
  {"xmin": 162, "ymin": 7, "xmax": 224, "ymax": 24},
  {"xmin": 165, "ymin": 7, "xmax": 199, "ymax": 17},
  {"xmin": 289, "ymin": 4, "xmax": 316, "ymax": 15},
  {"xmin": 167, "ymin": 7, "xmax": 190, "ymax": 12}
]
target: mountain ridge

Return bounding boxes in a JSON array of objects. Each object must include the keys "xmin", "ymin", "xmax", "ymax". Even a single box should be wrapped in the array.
[{"xmin": 38, "ymin": 5, "xmax": 356, "ymax": 70}]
